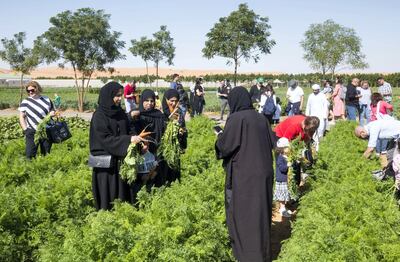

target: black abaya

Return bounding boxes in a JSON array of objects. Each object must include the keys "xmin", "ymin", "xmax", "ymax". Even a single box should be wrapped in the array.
[
  {"xmin": 89, "ymin": 82, "xmax": 132, "ymax": 210},
  {"xmin": 215, "ymin": 86, "xmax": 274, "ymax": 262}
]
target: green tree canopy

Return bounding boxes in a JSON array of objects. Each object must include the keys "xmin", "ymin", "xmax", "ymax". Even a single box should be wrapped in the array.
[
  {"xmin": 202, "ymin": 3, "xmax": 275, "ymax": 85},
  {"xmin": 301, "ymin": 19, "xmax": 368, "ymax": 78},
  {"xmin": 0, "ymin": 32, "xmax": 42, "ymax": 102},
  {"xmin": 129, "ymin": 25, "xmax": 175, "ymax": 88},
  {"xmin": 129, "ymin": 37, "xmax": 156, "ymax": 85},
  {"xmin": 37, "ymin": 8, "xmax": 125, "ymax": 111}
]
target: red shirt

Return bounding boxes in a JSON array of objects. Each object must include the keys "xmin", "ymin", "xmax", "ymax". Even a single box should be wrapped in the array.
[
  {"xmin": 124, "ymin": 84, "xmax": 136, "ymax": 100},
  {"xmin": 275, "ymin": 115, "xmax": 307, "ymax": 141}
]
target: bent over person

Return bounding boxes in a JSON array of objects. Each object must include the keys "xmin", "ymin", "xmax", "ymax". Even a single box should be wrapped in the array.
[
  {"xmin": 215, "ymin": 86, "xmax": 274, "ymax": 262},
  {"xmin": 18, "ymin": 81, "xmax": 55, "ymax": 159}
]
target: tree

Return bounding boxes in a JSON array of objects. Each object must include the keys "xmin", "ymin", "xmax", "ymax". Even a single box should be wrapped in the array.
[
  {"xmin": 301, "ymin": 19, "xmax": 368, "ymax": 79},
  {"xmin": 202, "ymin": 3, "xmax": 275, "ymax": 86},
  {"xmin": 0, "ymin": 32, "xmax": 41, "ymax": 103},
  {"xmin": 129, "ymin": 26, "xmax": 174, "ymax": 89},
  {"xmin": 129, "ymin": 37, "xmax": 155, "ymax": 85},
  {"xmin": 37, "ymin": 8, "xmax": 125, "ymax": 112}
]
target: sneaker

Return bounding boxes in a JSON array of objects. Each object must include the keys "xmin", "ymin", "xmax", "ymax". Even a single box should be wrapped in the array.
[
  {"xmin": 372, "ymin": 171, "xmax": 386, "ymax": 181},
  {"xmin": 280, "ymin": 210, "xmax": 292, "ymax": 218}
]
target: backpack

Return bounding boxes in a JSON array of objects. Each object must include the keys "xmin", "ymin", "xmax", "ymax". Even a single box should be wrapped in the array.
[
  {"xmin": 339, "ymin": 85, "xmax": 347, "ymax": 100},
  {"xmin": 262, "ymin": 96, "xmax": 276, "ymax": 115}
]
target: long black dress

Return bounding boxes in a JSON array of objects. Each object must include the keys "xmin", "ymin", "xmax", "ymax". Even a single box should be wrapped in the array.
[
  {"xmin": 161, "ymin": 89, "xmax": 188, "ymax": 184},
  {"xmin": 215, "ymin": 86, "xmax": 274, "ymax": 262},
  {"xmin": 131, "ymin": 89, "xmax": 168, "ymax": 189},
  {"xmin": 89, "ymin": 82, "xmax": 133, "ymax": 210}
]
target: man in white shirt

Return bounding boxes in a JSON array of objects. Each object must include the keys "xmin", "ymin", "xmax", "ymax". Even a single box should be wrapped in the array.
[
  {"xmin": 306, "ymin": 84, "xmax": 329, "ymax": 138},
  {"xmin": 286, "ymin": 80, "xmax": 304, "ymax": 116},
  {"xmin": 355, "ymin": 118, "xmax": 400, "ymax": 168}
]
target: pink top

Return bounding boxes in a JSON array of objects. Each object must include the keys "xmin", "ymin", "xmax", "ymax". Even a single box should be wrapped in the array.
[{"xmin": 370, "ymin": 101, "xmax": 393, "ymax": 121}]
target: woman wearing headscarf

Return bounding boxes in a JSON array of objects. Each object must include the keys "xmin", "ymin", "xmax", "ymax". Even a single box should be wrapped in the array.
[
  {"xmin": 215, "ymin": 86, "xmax": 274, "ymax": 262},
  {"xmin": 193, "ymin": 79, "xmax": 205, "ymax": 115},
  {"xmin": 89, "ymin": 82, "xmax": 143, "ymax": 210},
  {"xmin": 161, "ymin": 89, "xmax": 188, "ymax": 183},
  {"xmin": 130, "ymin": 89, "xmax": 167, "ymax": 189}
]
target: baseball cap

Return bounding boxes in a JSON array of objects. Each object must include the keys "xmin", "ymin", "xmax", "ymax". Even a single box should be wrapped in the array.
[
  {"xmin": 288, "ymin": 80, "xmax": 298, "ymax": 88},
  {"xmin": 312, "ymin": 84, "xmax": 321, "ymax": 90},
  {"xmin": 277, "ymin": 137, "xmax": 290, "ymax": 148},
  {"xmin": 256, "ymin": 77, "xmax": 264, "ymax": 84}
]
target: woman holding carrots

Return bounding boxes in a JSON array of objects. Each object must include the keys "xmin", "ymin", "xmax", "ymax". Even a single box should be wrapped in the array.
[
  {"xmin": 89, "ymin": 82, "xmax": 145, "ymax": 210},
  {"xmin": 130, "ymin": 89, "xmax": 168, "ymax": 188},
  {"xmin": 161, "ymin": 89, "xmax": 188, "ymax": 184}
]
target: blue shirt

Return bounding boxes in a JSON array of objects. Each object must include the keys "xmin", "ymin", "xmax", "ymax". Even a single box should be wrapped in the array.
[{"xmin": 170, "ymin": 82, "xmax": 178, "ymax": 89}]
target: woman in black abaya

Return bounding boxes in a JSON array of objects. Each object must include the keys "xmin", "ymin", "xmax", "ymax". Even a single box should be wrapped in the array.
[
  {"xmin": 215, "ymin": 86, "xmax": 274, "ymax": 262},
  {"xmin": 130, "ymin": 89, "xmax": 167, "ymax": 189},
  {"xmin": 89, "ymin": 82, "xmax": 143, "ymax": 210},
  {"xmin": 161, "ymin": 89, "xmax": 188, "ymax": 183}
]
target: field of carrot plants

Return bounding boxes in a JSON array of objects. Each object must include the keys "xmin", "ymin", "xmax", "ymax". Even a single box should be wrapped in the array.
[{"xmin": 0, "ymin": 115, "xmax": 399, "ymax": 261}]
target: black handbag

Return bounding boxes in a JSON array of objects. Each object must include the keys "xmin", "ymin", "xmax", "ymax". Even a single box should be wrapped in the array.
[
  {"xmin": 46, "ymin": 119, "xmax": 72, "ymax": 143},
  {"xmin": 88, "ymin": 154, "xmax": 113, "ymax": 168}
]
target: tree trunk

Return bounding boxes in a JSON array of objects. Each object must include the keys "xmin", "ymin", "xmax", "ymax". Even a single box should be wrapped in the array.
[
  {"xmin": 331, "ymin": 67, "xmax": 335, "ymax": 81},
  {"xmin": 19, "ymin": 73, "xmax": 24, "ymax": 104},
  {"xmin": 84, "ymin": 72, "xmax": 93, "ymax": 107},
  {"xmin": 156, "ymin": 61, "xmax": 159, "ymax": 91},
  {"xmin": 145, "ymin": 61, "xmax": 151, "ymax": 87},
  {"xmin": 79, "ymin": 76, "xmax": 85, "ymax": 112},
  {"xmin": 234, "ymin": 58, "xmax": 238, "ymax": 87},
  {"xmin": 72, "ymin": 64, "xmax": 82, "ymax": 112}
]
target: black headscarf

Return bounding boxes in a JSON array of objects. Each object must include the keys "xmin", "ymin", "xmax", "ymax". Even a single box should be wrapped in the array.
[
  {"xmin": 97, "ymin": 81, "xmax": 124, "ymax": 117},
  {"xmin": 134, "ymin": 89, "xmax": 166, "ymax": 154},
  {"xmin": 138, "ymin": 89, "xmax": 164, "ymax": 118},
  {"xmin": 162, "ymin": 89, "xmax": 180, "ymax": 117},
  {"xmin": 228, "ymin": 86, "xmax": 253, "ymax": 114}
]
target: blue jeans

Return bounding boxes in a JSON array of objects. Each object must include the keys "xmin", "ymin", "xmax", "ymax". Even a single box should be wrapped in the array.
[
  {"xmin": 287, "ymin": 102, "xmax": 301, "ymax": 116},
  {"xmin": 346, "ymin": 105, "xmax": 358, "ymax": 121},
  {"xmin": 179, "ymin": 105, "xmax": 187, "ymax": 119},
  {"xmin": 376, "ymin": 138, "xmax": 390, "ymax": 154},
  {"xmin": 359, "ymin": 104, "xmax": 370, "ymax": 126}
]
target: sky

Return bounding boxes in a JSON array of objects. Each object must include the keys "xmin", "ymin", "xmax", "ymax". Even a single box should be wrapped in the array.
[{"xmin": 0, "ymin": 0, "xmax": 399, "ymax": 74}]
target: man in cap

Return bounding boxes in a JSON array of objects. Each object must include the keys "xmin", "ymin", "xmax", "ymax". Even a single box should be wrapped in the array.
[
  {"xmin": 306, "ymin": 84, "xmax": 329, "ymax": 150},
  {"xmin": 286, "ymin": 80, "xmax": 304, "ymax": 116},
  {"xmin": 249, "ymin": 77, "xmax": 266, "ymax": 106}
]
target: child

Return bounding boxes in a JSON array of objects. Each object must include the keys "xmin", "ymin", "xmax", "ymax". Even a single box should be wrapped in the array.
[
  {"xmin": 274, "ymin": 137, "xmax": 293, "ymax": 217},
  {"xmin": 54, "ymin": 93, "xmax": 61, "ymax": 110},
  {"xmin": 272, "ymin": 96, "xmax": 281, "ymax": 124},
  {"xmin": 154, "ymin": 91, "xmax": 162, "ymax": 111}
]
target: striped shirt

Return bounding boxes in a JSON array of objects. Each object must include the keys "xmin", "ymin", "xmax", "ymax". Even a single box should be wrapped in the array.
[{"xmin": 18, "ymin": 96, "xmax": 54, "ymax": 130}]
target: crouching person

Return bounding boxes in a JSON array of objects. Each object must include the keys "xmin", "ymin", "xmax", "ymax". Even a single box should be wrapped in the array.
[{"xmin": 355, "ymin": 118, "xmax": 400, "ymax": 185}]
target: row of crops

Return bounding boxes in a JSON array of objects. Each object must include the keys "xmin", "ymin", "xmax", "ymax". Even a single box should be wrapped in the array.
[
  {"xmin": 1, "ymin": 116, "xmax": 399, "ymax": 261},
  {"xmin": 0, "ymin": 116, "xmax": 234, "ymax": 261},
  {"xmin": 278, "ymin": 121, "xmax": 400, "ymax": 261}
]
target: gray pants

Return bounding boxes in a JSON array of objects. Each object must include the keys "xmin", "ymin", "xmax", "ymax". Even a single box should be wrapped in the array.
[{"xmin": 220, "ymin": 98, "xmax": 229, "ymax": 120}]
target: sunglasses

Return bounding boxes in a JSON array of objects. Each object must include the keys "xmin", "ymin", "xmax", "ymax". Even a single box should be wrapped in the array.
[{"xmin": 26, "ymin": 89, "xmax": 36, "ymax": 93}]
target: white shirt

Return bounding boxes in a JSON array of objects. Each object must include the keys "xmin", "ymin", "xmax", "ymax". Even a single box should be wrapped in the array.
[
  {"xmin": 305, "ymin": 92, "xmax": 329, "ymax": 119},
  {"xmin": 286, "ymin": 86, "xmax": 304, "ymax": 103},
  {"xmin": 366, "ymin": 118, "xmax": 400, "ymax": 148}
]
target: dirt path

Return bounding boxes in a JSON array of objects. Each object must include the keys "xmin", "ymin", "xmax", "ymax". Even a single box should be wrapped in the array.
[
  {"xmin": 0, "ymin": 108, "xmax": 93, "ymax": 121},
  {"xmin": 0, "ymin": 108, "xmax": 293, "ymax": 259}
]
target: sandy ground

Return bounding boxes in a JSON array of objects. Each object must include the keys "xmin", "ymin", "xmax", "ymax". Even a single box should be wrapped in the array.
[{"xmin": 1, "ymin": 66, "xmax": 282, "ymax": 78}]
